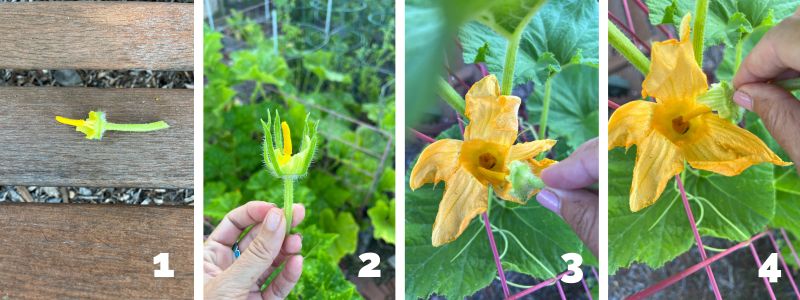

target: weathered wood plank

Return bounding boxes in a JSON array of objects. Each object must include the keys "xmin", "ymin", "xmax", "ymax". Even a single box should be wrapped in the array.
[
  {"xmin": 0, "ymin": 204, "xmax": 193, "ymax": 299},
  {"xmin": 0, "ymin": 2, "xmax": 193, "ymax": 70},
  {"xmin": 0, "ymin": 87, "xmax": 193, "ymax": 188}
]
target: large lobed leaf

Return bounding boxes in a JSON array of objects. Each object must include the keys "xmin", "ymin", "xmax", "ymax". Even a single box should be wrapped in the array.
[
  {"xmin": 645, "ymin": 0, "xmax": 800, "ymax": 47},
  {"xmin": 460, "ymin": 0, "xmax": 598, "ymax": 87},
  {"xmin": 608, "ymin": 147, "xmax": 775, "ymax": 274},
  {"xmin": 527, "ymin": 64, "xmax": 599, "ymax": 150},
  {"xmin": 405, "ymin": 171, "xmax": 587, "ymax": 298}
]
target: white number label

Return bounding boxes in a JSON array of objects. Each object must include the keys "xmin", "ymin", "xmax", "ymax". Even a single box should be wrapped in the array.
[
  {"xmin": 759, "ymin": 253, "xmax": 782, "ymax": 283},
  {"xmin": 358, "ymin": 252, "xmax": 381, "ymax": 278},
  {"xmin": 153, "ymin": 253, "xmax": 175, "ymax": 278},
  {"xmin": 561, "ymin": 253, "xmax": 583, "ymax": 283}
]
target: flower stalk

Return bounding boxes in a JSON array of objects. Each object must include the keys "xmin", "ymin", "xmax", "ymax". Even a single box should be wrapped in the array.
[
  {"xmin": 692, "ymin": 0, "xmax": 709, "ymax": 66},
  {"xmin": 501, "ymin": 31, "xmax": 523, "ymax": 95},
  {"xmin": 436, "ymin": 77, "xmax": 466, "ymax": 115},
  {"xmin": 608, "ymin": 20, "xmax": 650, "ymax": 75},
  {"xmin": 56, "ymin": 111, "xmax": 169, "ymax": 140}
]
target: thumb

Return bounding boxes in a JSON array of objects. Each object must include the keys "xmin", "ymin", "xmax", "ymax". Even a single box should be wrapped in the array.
[
  {"xmin": 219, "ymin": 207, "xmax": 287, "ymax": 290},
  {"xmin": 735, "ymin": 83, "xmax": 800, "ymax": 167},
  {"xmin": 536, "ymin": 188, "xmax": 598, "ymax": 257}
]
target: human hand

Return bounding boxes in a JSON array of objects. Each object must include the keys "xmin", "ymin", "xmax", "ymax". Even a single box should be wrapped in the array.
[
  {"xmin": 204, "ymin": 201, "xmax": 306, "ymax": 300},
  {"xmin": 536, "ymin": 138, "xmax": 598, "ymax": 257},
  {"xmin": 733, "ymin": 7, "xmax": 800, "ymax": 170}
]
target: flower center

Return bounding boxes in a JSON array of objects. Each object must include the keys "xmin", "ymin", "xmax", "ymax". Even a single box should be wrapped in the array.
[
  {"xmin": 478, "ymin": 153, "xmax": 497, "ymax": 169},
  {"xmin": 459, "ymin": 139, "xmax": 510, "ymax": 187},
  {"xmin": 669, "ymin": 105, "xmax": 711, "ymax": 135}
]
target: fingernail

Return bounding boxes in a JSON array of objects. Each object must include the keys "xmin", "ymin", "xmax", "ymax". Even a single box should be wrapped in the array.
[
  {"xmin": 265, "ymin": 209, "xmax": 282, "ymax": 231},
  {"xmin": 536, "ymin": 189, "xmax": 561, "ymax": 215},
  {"xmin": 733, "ymin": 91, "xmax": 753, "ymax": 111}
]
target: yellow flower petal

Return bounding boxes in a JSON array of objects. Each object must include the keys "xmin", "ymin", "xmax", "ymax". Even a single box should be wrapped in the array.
[
  {"xmin": 508, "ymin": 140, "xmax": 556, "ymax": 161},
  {"xmin": 682, "ymin": 114, "xmax": 792, "ymax": 175},
  {"xmin": 432, "ymin": 168, "xmax": 487, "ymax": 247},
  {"xmin": 459, "ymin": 139, "xmax": 510, "ymax": 187},
  {"xmin": 609, "ymin": 100, "xmax": 656, "ymax": 150},
  {"xmin": 464, "ymin": 75, "xmax": 520, "ymax": 145},
  {"xmin": 630, "ymin": 132, "xmax": 684, "ymax": 212},
  {"xmin": 409, "ymin": 139, "xmax": 462, "ymax": 190},
  {"xmin": 642, "ymin": 14, "xmax": 707, "ymax": 104}
]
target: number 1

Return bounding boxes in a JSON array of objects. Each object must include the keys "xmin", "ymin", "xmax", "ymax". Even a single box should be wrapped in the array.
[{"xmin": 153, "ymin": 253, "xmax": 175, "ymax": 278}]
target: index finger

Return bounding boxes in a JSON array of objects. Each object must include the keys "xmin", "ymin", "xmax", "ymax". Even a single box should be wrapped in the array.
[
  {"xmin": 206, "ymin": 201, "xmax": 275, "ymax": 247},
  {"xmin": 733, "ymin": 10, "xmax": 800, "ymax": 88},
  {"xmin": 541, "ymin": 138, "xmax": 598, "ymax": 190}
]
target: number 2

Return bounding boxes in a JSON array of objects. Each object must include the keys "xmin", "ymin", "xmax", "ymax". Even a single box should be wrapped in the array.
[
  {"xmin": 759, "ymin": 253, "xmax": 782, "ymax": 283},
  {"xmin": 561, "ymin": 253, "xmax": 583, "ymax": 283},
  {"xmin": 153, "ymin": 253, "xmax": 175, "ymax": 278},
  {"xmin": 358, "ymin": 252, "xmax": 381, "ymax": 278}
]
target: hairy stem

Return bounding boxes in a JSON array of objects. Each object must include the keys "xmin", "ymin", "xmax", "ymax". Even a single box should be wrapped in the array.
[
  {"xmin": 283, "ymin": 179, "xmax": 294, "ymax": 234},
  {"xmin": 692, "ymin": 0, "xmax": 709, "ymax": 66},
  {"xmin": 436, "ymin": 77, "xmax": 466, "ymax": 115},
  {"xmin": 501, "ymin": 31, "xmax": 523, "ymax": 95},
  {"xmin": 609, "ymin": 20, "xmax": 650, "ymax": 75},
  {"xmin": 105, "ymin": 121, "xmax": 169, "ymax": 132}
]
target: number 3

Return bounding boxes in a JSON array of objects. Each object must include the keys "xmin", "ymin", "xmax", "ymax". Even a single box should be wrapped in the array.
[
  {"xmin": 561, "ymin": 253, "xmax": 583, "ymax": 283},
  {"xmin": 358, "ymin": 252, "xmax": 381, "ymax": 278}
]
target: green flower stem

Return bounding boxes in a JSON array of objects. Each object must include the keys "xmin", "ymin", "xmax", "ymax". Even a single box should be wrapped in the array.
[
  {"xmin": 105, "ymin": 121, "xmax": 169, "ymax": 132},
  {"xmin": 609, "ymin": 20, "xmax": 650, "ymax": 75},
  {"xmin": 692, "ymin": 0, "xmax": 709, "ymax": 66},
  {"xmin": 501, "ymin": 31, "xmax": 523, "ymax": 95},
  {"xmin": 436, "ymin": 77, "xmax": 466, "ymax": 115},
  {"xmin": 777, "ymin": 78, "xmax": 800, "ymax": 91},
  {"xmin": 283, "ymin": 179, "xmax": 294, "ymax": 234},
  {"xmin": 536, "ymin": 75, "xmax": 553, "ymax": 160}
]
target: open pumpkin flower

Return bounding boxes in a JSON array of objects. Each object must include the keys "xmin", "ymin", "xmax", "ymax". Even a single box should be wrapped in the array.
[
  {"xmin": 410, "ymin": 75, "xmax": 557, "ymax": 246},
  {"xmin": 609, "ymin": 14, "xmax": 791, "ymax": 212}
]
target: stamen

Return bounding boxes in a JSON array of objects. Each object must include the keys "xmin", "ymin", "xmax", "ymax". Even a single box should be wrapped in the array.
[
  {"xmin": 55, "ymin": 116, "xmax": 84, "ymax": 127},
  {"xmin": 479, "ymin": 153, "xmax": 497, "ymax": 169},
  {"xmin": 280, "ymin": 122, "xmax": 292, "ymax": 165}
]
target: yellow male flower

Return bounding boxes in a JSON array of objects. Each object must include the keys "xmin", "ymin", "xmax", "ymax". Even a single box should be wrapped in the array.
[
  {"xmin": 609, "ymin": 14, "xmax": 791, "ymax": 212},
  {"xmin": 410, "ymin": 75, "xmax": 556, "ymax": 246},
  {"xmin": 261, "ymin": 110, "xmax": 318, "ymax": 179},
  {"xmin": 56, "ymin": 111, "xmax": 169, "ymax": 140}
]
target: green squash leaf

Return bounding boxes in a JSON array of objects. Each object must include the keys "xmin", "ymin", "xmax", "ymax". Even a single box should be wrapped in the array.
[
  {"xmin": 460, "ymin": 0, "xmax": 598, "ymax": 87},
  {"xmin": 406, "ymin": 172, "xmax": 586, "ymax": 298},
  {"xmin": 608, "ymin": 147, "xmax": 776, "ymax": 274},
  {"xmin": 230, "ymin": 46, "xmax": 290, "ymax": 86},
  {"xmin": 368, "ymin": 198, "xmax": 396, "ymax": 244},
  {"xmin": 476, "ymin": 0, "xmax": 547, "ymax": 38},
  {"xmin": 319, "ymin": 209, "xmax": 359, "ymax": 262},
  {"xmin": 303, "ymin": 51, "xmax": 352, "ymax": 84},
  {"xmin": 289, "ymin": 226, "xmax": 362, "ymax": 300},
  {"xmin": 527, "ymin": 64, "xmax": 599, "ymax": 150},
  {"xmin": 645, "ymin": 0, "xmax": 800, "ymax": 47}
]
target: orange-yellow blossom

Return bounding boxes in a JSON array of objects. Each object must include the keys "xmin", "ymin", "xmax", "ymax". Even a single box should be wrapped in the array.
[
  {"xmin": 609, "ymin": 14, "xmax": 791, "ymax": 212},
  {"xmin": 410, "ymin": 75, "xmax": 557, "ymax": 246}
]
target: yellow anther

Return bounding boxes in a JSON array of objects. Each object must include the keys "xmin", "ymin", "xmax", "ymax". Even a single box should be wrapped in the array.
[
  {"xmin": 55, "ymin": 116, "xmax": 84, "ymax": 127},
  {"xmin": 279, "ymin": 121, "xmax": 292, "ymax": 165}
]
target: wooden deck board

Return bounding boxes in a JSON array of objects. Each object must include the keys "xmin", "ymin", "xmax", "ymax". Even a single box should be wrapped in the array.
[
  {"xmin": 0, "ymin": 87, "xmax": 193, "ymax": 188},
  {"xmin": 0, "ymin": 204, "xmax": 193, "ymax": 299},
  {"xmin": 0, "ymin": 2, "xmax": 193, "ymax": 70}
]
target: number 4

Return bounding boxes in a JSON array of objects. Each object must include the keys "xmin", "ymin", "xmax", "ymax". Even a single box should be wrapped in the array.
[{"xmin": 759, "ymin": 253, "xmax": 782, "ymax": 283}]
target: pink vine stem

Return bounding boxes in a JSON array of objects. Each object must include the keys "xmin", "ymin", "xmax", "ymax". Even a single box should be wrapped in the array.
[
  {"xmin": 767, "ymin": 231, "xmax": 800, "ymax": 298},
  {"xmin": 608, "ymin": 12, "xmax": 651, "ymax": 53},
  {"xmin": 782, "ymin": 229, "xmax": 800, "ymax": 270},
  {"xmin": 676, "ymin": 174, "xmax": 723, "ymax": 300},
  {"xmin": 410, "ymin": 128, "xmax": 435, "ymax": 144},
  {"xmin": 556, "ymin": 280, "xmax": 567, "ymax": 300},
  {"xmin": 509, "ymin": 271, "xmax": 570, "ymax": 300},
  {"xmin": 581, "ymin": 274, "xmax": 594, "ymax": 300},
  {"xmin": 621, "ymin": 0, "xmax": 636, "ymax": 34},
  {"xmin": 608, "ymin": 99, "xmax": 621, "ymax": 109},
  {"xmin": 482, "ymin": 212, "xmax": 510, "ymax": 298},
  {"xmin": 629, "ymin": 232, "xmax": 768, "ymax": 299},
  {"xmin": 749, "ymin": 243, "xmax": 777, "ymax": 300}
]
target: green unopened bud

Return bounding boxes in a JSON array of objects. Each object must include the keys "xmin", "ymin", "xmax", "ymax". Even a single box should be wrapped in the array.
[
  {"xmin": 260, "ymin": 110, "xmax": 319, "ymax": 179},
  {"xmin": 697, "ymin": 81, "xmax": 743, "ymax": 123},
  {"xmin": 506, "ymin": 160, "xmax": 545, "ymax": 202}
]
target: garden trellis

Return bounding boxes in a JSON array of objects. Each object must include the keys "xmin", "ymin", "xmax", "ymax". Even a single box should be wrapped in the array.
[{"xmin": 609, "ymin": 0, "xmax": 800, "ymax": 298}]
